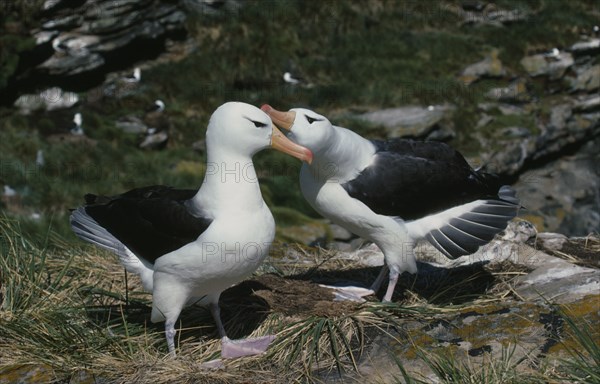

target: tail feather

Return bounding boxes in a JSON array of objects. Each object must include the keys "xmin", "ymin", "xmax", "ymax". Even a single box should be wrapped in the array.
[
  {"xmin": 70, "ymin": 207, "xmax": 154, "ymax": 282},
  {"xmin": 406, "ymin": 185, "xmax": 520, "ymax": 259}
]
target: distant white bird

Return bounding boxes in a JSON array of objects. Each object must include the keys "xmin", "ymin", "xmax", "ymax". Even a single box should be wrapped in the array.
[
  {"xmin": 36, "ymin": 150, "xmax": 45, "ymax": 167},
  {"xmin": 124, "ymin": 67, "xmax": 141, "ymax": 83},
  {"xmin": 51, "ymin": 37, "xmax": 67, "ymax": 53},
  {"xmin": 70, "ymin": 113, "xmax": 84, "ymax": 135},
  {"xmin": 427, "ymin": 105, "xmax": 435, "ymax": 111},
  {"xmin": 116, "ymin": 100, "xmax": 167, "ymax": 137},
  {"xmin": 149, "ymin": 99, "xmax": 165, "ymax": 113},
  {"xmin": 544, "ymin": 47, "xmax": 560, "ymax": 59},
  {"xmin": 3, "ymin": 185, "xmax": 17, "ymax": 197},
  {"xmin": 283, "ymin": 72, "xmax": 301, "ymax": 85}
]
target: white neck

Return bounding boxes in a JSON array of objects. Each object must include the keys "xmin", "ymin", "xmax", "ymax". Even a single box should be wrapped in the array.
[
  {"xmin": 189, "ymin": 144, "xmax": 263, "ymax": 217},
  {"xmin": 309, "ymin": 125, "xmax": 376, "ymax": 183}
]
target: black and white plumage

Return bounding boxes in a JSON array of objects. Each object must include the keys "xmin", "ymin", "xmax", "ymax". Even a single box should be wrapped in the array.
[
  {"xmin": 544, "ymin": 47, "xmax": 560, "ymax": 59},
  {"xmin": 70, "ymin": 112, "xmax": 84, "ymax": 135},
  {"xmin": 123, "ymin": 67, "xmax": 141, "ymax": 83},
  {"xmin": 71, "ymin": 102, "xmax": 312, "ymax": 357},
  {"xmin": 261, "ymin": 105, "xmax": 520, "ymax": 302},
  {"xmin": 283, "ymin": 71, "xmax": 301, "ymax": 85},
  {"xmin": 140, "ymin": 100, "xmax": 169, "ymax": 150}
]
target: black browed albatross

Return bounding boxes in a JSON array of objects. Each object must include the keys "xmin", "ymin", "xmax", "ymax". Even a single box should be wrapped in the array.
[
  {"xmin": 261, "ymin": 104, "xmax": 520, "ymax": 302},
  {"xmin": 70, "ymin": 102, "xmax": 313, "ymax": 357}
]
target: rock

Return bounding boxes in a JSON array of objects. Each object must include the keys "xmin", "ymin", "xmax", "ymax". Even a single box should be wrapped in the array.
[
  {"xmin": 3, "ymin": 0, "xmax": 191, "ymax": 103},
  {"xmin": 499, "ymin": 126, "xmax": 531, "ymax": 138},
  {"xmin": 413, "ymin": 229, "xmax": 600, "ymax": 304},
  {"xmin": 13, "ymin": 87, "xmax": 79, "ymax": 114},
  {"xmin": 115, "ymin": 116, "xmax": 148, "ymax": 134},
  {"xmin": 501, "ymin": 220, "xmax": 537, "ymax": 243},
  {"xmin": 535, "ymin": 232, "xmax": 568, "ymax": 252},
  {"xmin": 513, "ymin": 136, "xmax": 600, "ymax": 235},
  {"xmin": 520, "ymin": 52, "xmax": 574, "ymax": 80},
  {"xmin": 484, "ymin": 79, "xmax": 529, "ymax": 102},
  {"xmin": 569, "ymin": 38, "xmax": 600, "ymax": 56},
  {"xmin": 0, "ymin": 364, "xmax": 55, "ymax": 384},
  {"xmin": 573, "ymin": 94, "xmax": 600, "ymax": 112},
  {"xmin": 278, "ymin": 221, "xmax": 330, "ymax": 247},
  {"xmin": 139, "ymin": 131, "xmax": 168, "ymax": 150},
  {"xmin": 357, "ymin": 105, "xmax": 455, "ymax": 138},
  {"xmin": 182, "ymin": 0, "xmax": 243, "ymax": 16},
  {"xmin": 514, "ymin": 251, "xmax": 599, "ymax": 303},
  {"xmin": 549, "ymin": 103, "xmax": 572, "ymax": 131},
  {"xmin": 497, "ymin": 103, "xmax": 526, "ymax": 115},
  {"xmin": 459, "ymin": 49, "xmax": 506, "ymax": 84},
  {"xmin": 479, "ymin": 91, "xmax": 599, "ymax": 183},
  {"xmin": 569, "ymin": 64, "xmax": 600, "ymax": 92},
  {"xmin": 475, "ymin": 113, "xmax": 494, "ymax": 128},
  {"xmin": 332, "ymin": 230, "xmax": 599, "ymax": 381},
  {"xmin": 355, "ymin": 294, "xmax": 600, "ymax": 382},
  {"xmin": 449, "ymin": 3, "xmax": 531, "ymax": 26}
]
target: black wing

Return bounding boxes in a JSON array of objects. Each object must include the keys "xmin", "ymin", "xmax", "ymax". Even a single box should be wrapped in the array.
[
  {"xmin": 422, "ymin": 186, "xmax": 520, "ymax": 259},
  {"xmin": 71, "ymin": 185, "xmax": 212, "ymax": 264},
  {"xmin": 342, "ymin": 139, "xmax": 504, "ymax": 220}
]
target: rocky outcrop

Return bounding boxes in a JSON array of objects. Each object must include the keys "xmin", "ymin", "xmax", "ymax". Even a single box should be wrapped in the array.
[
  {"xmin": 348, "ymin": 34, "xmax": 600, "ymax": 236},
  {"xmin": 13, "ymin": 86, "xmax": 79, "ymax": 114},
  {"xmin": 459, "ymin": 49, "xmax": 506, "ymax": 85},
  {"xmin": 2, "ymin": 0, "xmax": 189, "ymax": 104},
  {"xmin": 356, "ymin": 105, "xmax": 455, "ymax": 140},
  {"xmin": 270, "ymin": 223, "xmax": 599, "ymax": 382},
  {"xmin": 445, "ymin": 2, "xmax": 533, "ymax": 26},
  {"xmin": 520, "ymin": 51, "xmax": 574, "ymax": 80}
]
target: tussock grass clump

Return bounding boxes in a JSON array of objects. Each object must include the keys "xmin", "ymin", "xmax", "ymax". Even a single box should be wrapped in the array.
[{"xmin": 1, "ymin": 216, "xmax": 599, "ymax": 383}]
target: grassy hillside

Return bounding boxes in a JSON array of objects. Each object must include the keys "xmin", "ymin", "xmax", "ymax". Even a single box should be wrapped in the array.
[
  {"xmin": 1, "ymin": 1, "xmax": 599, "ymax": 382},
  {"xmin": 1, "ymin": 1, "xmax": 598, "ymax": 240}
]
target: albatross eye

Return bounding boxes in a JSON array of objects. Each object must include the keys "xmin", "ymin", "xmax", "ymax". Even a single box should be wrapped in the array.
[
  {"xmin": 305, "ymin": 115, "xmax": 321, "ymax": 124},
  {"xmin": 251, "ymin": 120, "xmax": 268, "ymax": 128}
]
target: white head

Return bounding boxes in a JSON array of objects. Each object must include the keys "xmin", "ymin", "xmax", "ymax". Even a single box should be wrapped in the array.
[
  {"xmin": 133, "ymin": 67, "xmax": 141, "ymax": 81},
  {"xmin": 154, "ymin": 99, "xmax": 165, "ymax": 112},
  {"xmin": 283, "ymin": 72, "xmax": 300, "ymax": 84},
  {"xmin": 206, "ymin": 102, "xmax": 312, "ymax": 162},
  {"xmin": 73, "ymin": 112, "xmax": 82, "ymax": 126},
  {"xmin": 260, "ymin": 105, "xmax": 334, "ymax": 154}
]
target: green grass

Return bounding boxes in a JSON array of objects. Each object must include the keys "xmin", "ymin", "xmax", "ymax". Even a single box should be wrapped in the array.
[
  {"xmin": 2, "ymin": 0, "xmax": 598, "ymax": 224},
  {"xmin": 1, "ymin": 216, "xmax": 599, "ymax": 382},
  {"xmin": 1, "ymin": 2, "xmax": 599, "ymax": 381}
]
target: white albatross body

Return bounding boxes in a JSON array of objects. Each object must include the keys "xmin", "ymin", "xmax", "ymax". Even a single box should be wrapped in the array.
[
  {"xmin": 71, "ymin": 102, "xmax": 312, "ymax": 357},
  {"xmin": 262, "ymin": 105, "xmax": 520, "ymax": 302}
]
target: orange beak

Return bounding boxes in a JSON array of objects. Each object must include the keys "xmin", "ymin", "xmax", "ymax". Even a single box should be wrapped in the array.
[
  {"xmin": 261, "ymin": 104, "xmax": 296, "ymax": 131},
  {"xmin": 271, "ymin": 125, "xmax": 312, "ymax": 164}
]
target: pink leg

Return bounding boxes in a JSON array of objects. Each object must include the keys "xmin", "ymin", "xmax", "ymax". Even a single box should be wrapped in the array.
[
  {"xmin": 382, "ymin": 269, "xmax": 399, "ymax": 302},
  {"xmin": 370, "ymin": 265, "xmax": 389, "ymax": 293},
  {"xmin": 209, "ymin": 301, "xmax": 275, "ymax": 359}
]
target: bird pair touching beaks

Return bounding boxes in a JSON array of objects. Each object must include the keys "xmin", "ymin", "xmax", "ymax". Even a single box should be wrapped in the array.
[{"xmin": 71, "ymin": 102, "xmax": 520, "ymax": 359}]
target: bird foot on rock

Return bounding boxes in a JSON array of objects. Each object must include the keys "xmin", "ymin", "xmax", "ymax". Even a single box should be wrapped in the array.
[
  {"xmin": 319, "ymin": 284, "xmax": 376, "ymax": 302},
  {"xmin": 221, "ymin": 335, "xmax": 276, "ymax": 359}
]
